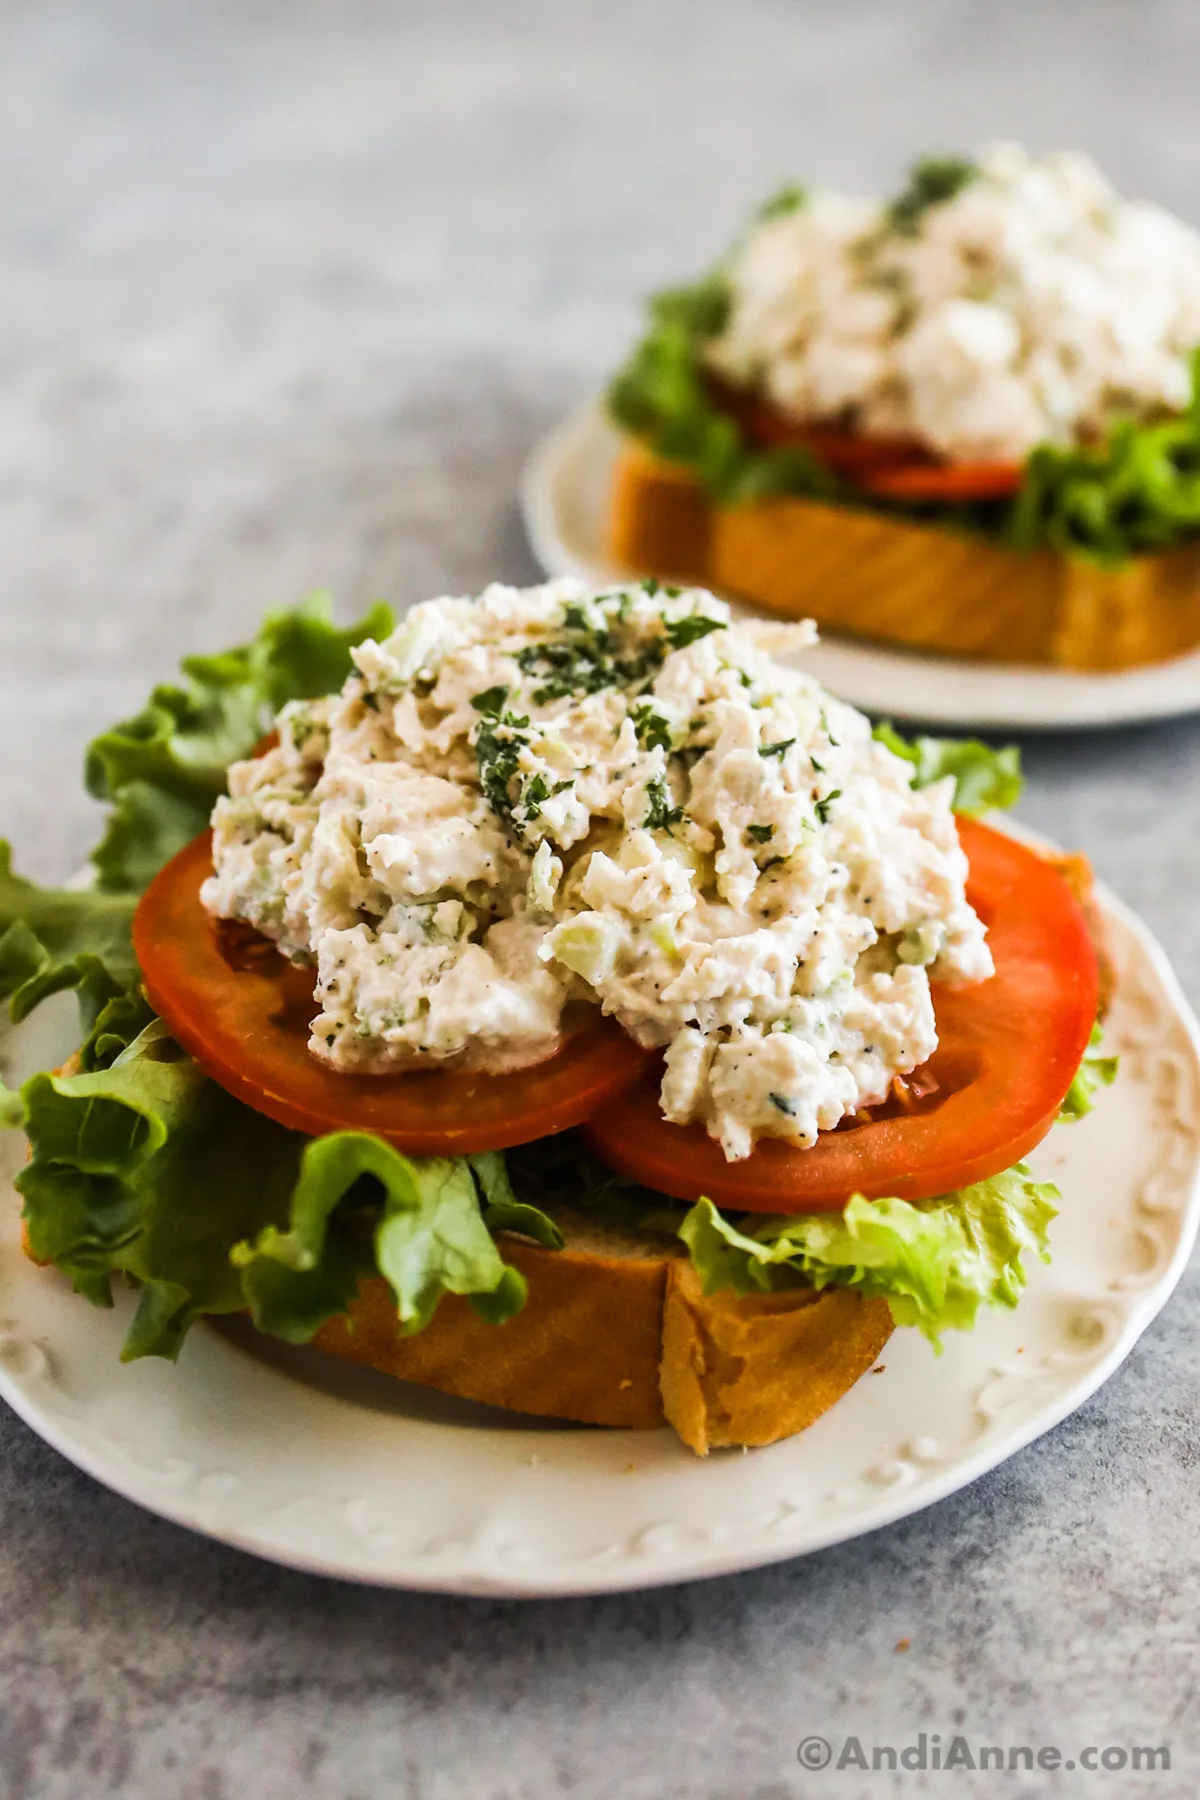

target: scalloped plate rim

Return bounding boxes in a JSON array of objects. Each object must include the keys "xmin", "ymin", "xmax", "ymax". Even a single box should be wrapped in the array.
[{"xmin": 0, "ymin": 861, "xmax": 1197, "ymax": 1596}]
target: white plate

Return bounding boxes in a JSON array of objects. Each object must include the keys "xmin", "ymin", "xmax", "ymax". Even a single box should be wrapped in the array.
[
  {"xmin": 0, "ymin": 872, "xmax": 1197, "ymax": 1597},
  {"xmin": 521, "ymin": 403, "xmax": 1200, "ymax": 732}
]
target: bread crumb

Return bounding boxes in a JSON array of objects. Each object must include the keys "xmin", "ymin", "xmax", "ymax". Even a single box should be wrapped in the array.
[
  {"xmin": 872, "ymin": 1364, "xmax": 887, "ymax": 1374},
  {"xmin": 895, "ymin": 1638, "xmax": 910, "ymax": 1654},
  {"xmin": 619, "ymin": 1377, "xmax": 633, "ymax": 1390}
]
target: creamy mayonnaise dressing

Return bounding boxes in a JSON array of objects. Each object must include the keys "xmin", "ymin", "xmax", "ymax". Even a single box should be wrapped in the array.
[
  {"xmin": 707, "ymin": 143, "xmax": 1200, "ymax": 464},
  {"xmin": 203, "ymin": 580, "xmax": 991, "ymax": 1160}
]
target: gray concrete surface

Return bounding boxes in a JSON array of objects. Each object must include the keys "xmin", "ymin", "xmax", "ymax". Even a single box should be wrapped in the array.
[{"xmin": 1, "ymin": 2, "xmax": 1198, "ymax": 1795}]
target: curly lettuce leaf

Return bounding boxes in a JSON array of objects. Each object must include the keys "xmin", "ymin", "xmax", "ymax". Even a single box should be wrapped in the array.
[
  {"xmin": 87, "ymin": 591, "xmax": 395, "ymax": 893},
  {"xmin": 12, "ymin": 1022, "xmax": 560, "ymax": 1359},
  {"xmin": 679, "ymin": 1165, "xmax": 1059, "ymax": 1347},
  {"xmin": 0, "ymin": 843, "xmax": 139, "ymax": 1024},
  {"xmin": 607, "ymin": 264, "xmax": 842, "ymax": 509},
  {"xmin": 1008, "ymin": 367, "xmax": 1200, "ymax": 565},
  {"xmin": 887, "ymin": 155, "xmax": 978, "ymax": 235},
  {"xmin": 88, "ymin": 783, "xmax": 217, "ymax": 900},
  {"xmin": 1058, "ymin": 1022, "xmax": 1119, "ymax": 1122},
  {"xmin": 16, "ymin": 1021, "xmax": 302, "ymax": 1352},
  {"xmin": 0, "ymin": 1077, "xmax": 21, "ymax": 1130},
  {"xmin": 0, "ymin": 594, "xmax": 395, "ymax": 1046},
  {"xmin": 873, "ymin": 721, "xmax": 1022, "ymax": 815},
  {"xmin": 467, "ymin": 1148, "xmax": 566, "ymax": 1249},
  {"xmin": 233, "ymin": 1135, "xmax": 556, "ymax": 1341}
]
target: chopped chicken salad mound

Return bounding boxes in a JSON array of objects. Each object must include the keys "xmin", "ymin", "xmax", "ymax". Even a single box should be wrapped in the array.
[
  {"xmin": 707, "ymin": 143, "xmax": 1200, "ymax": 465},
  {"xmin": 203, "ymin": 579, "xmax": 992, "ymax": 1161}
]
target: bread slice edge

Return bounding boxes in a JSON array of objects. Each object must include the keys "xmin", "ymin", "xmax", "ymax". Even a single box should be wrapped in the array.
[{"xmin": 312, "ymin": 1207, "xmax": 894, "ymax": 1455}]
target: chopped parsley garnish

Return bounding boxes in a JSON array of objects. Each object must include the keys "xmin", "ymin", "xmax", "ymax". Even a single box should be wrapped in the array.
[
  {"xmin": 519, "ymin": 773, "xmax": 550, "ymax": 812},
  {"xmin": 747, "ymin": 823, "xmax": 775, "ymax": 844},
  {"xmin": 756, "ymin": 184, "xmax": 808, "ymax": 222},
  {"xmin": 474, "ymin": 707, "xmax": 532, "ymax": 841},
  {"xmin": 887, "ymin": 155, "xmax": 978, "ymax": 236},
  {"xmin": 814, "ymin": 789, "xmax": 842, "ymax": 825},
  {"xmin": 643, "ymin": 773, "xmax": 684, "ymax": 832},
  {"xmin": 632, "ymin": 702, "xmax": 673, "ymax": 753},
  {"xmin": 475, "ymin": 704, "xmax": 574, "ymax": 844},
  {"xmin": 470, "ymin": 685, "xmax": 509, "ymax": 716},
  {"xmin": 515, "ymin": 771, "xmax": 573, "ymax": 827},
  {"xmin": 665, "ymin": 614, "xmax": 725, "ymax": 650},
  {"xmin": 759, "ymin": 738, "xmax": 795, "ymax": 760},
  {"xmin": 515, "ymin": 602, "xmax": 667, "ymax": 704},
  {"xmin": 648, "ymin": 272, "xmax": 732, "ymax": 340}
]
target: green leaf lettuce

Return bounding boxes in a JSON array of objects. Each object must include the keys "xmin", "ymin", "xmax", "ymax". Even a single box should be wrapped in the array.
[
  {"xmin": 13, "ymin": 1023, "xmax": 558, "ymax": 1360},
  {"xmin": 86, "ymin": 591, "xmax": 395, "ymax": 894},
  {"xmin": 872, "ymin": 721, "xmax": 1023, "ymax": 815},
  {"xmin": 0, "ymin": 844, "xmax": 139, "ymax": 1024},
  {"xmin": 679, "ymin": 1165, "xmax": 1059, "ymax": 1347},
  {"xmin": 1058, "ymin": 1022, "xmax": 1119, "ymax": 1122},
  {"xmin": 0, "ymin": 593, "xmax": 395, "ymax": 1044}
]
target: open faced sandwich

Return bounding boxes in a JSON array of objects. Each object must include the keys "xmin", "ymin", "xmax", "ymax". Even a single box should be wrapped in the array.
[
  {"xmin": 0, "ymin": 584, "xmax": 1114, "ymax": 1453},
  {"xmin": 609, "ymin": 145, "xmax": 1200, "ymax": 670}
]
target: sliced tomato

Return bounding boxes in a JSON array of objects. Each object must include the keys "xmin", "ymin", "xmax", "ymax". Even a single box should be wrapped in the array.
[
  {"xmin": 133, "ymin": 833, "xmax": 652, "ymax": 1155},
  {"xmin": 858, "ymin": 461, "xmax": 1023, "ymax": 502},
  {"xmin": 798, "ymin": 427, "xmax": 932, "ymax": 476},
  {"xmin": 713, "ymin": 379, "xmax": 928, "ymax": 475},
  {"xmin": 710, "ymin": 377, "xmax": 1023, "ymax": 501},
  {"xmin": 582, "ymin": 819, "xmax": 1099, "ymax": 1212}
]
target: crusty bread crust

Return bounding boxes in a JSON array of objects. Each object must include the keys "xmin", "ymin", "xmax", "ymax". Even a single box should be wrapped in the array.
[
  {"xmin": 610, "ymin": 441, "xmax": 713, "ymax": 585},
  {"xmin": 661, "ymin": 1262, "xmax": 893, "ymax": 1454},
  {"xmin": 610, "ymin": 441, "xmax": 1200, "ymax": 672},
  {"xmin": 312, "ymin": 1208, "xmax": 894, "ymax": 1452},
  {"xmin": 314, "ymin": 1212, "xmax": 672, "ymax": 1430}
]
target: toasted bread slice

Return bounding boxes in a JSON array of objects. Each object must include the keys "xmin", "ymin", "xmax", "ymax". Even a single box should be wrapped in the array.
[
  {"xmin": 312, "ymin": 1205, "xmax": 893, "ymax": 1454},
  {"xmin": 315, "ymin": 1208, "xmax": 673, "ymax": 1430},
  {"xmin": 610, "ymin": 441, "xmax": 1200, "ymax": 671}
]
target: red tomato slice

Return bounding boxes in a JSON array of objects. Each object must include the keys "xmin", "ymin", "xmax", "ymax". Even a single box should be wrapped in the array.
[
  {"xmin": 710, "ymin": 377, "xmax": 1023, "ymax": 499},
  {"xmin": 582, "ymin": 820, "xmax": 1099, "ymax": 1212},
  {"xmin": 859, "ymin": 461, "xmax": 1023, "ymax": 502},
  {"xmin": 798, "ymin": 427, "xmax": 932, "ymax": 476},
  {"xmin": 713, "ymin": 378, "xmax": 928, "ymax": 474},
  {"xmin": 133, "ymin": 833, "xmax": 652, "ymax": 1155}
]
